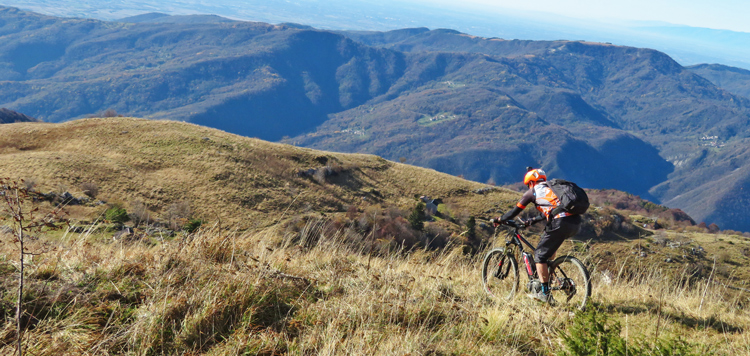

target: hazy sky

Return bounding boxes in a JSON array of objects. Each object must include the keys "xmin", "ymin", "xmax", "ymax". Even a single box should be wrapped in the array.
[
  {"xmin": 8, "ymin": 0, "xmax": 748, "ymax": 33},
  {"xmin": 418, "ymin": 0, "xmax": 750, "ymax": 33}
]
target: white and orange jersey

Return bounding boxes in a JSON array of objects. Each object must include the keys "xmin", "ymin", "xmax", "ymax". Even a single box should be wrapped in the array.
[{"xmin": 516, "ymin": 181, "xmax": 569, "ymax": 220}]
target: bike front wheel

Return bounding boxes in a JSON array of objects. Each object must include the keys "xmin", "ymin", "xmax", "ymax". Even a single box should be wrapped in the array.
[
  {"xmin": 549, "ymin": 255, "xmax": 591, "ymax": 310},
  {"xmin": 481, "ymin": 248, "xmax": 519, "ymax": 301}
]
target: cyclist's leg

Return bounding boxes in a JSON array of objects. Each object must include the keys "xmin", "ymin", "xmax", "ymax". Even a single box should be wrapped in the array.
[{"xmin": 535, "ymin": 225, "xmax": 565, "ymax": 284}]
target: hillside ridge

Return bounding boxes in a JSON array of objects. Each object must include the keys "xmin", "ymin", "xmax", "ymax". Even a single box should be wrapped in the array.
[{"xmin": 0, "ymin": 118, "xmax": 519, "ymax": 231}]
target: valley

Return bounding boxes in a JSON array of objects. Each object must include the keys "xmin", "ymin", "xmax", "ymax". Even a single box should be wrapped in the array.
[{"xmin": 2, "ymin": 7, "xmax": 750, "ymax": 231}]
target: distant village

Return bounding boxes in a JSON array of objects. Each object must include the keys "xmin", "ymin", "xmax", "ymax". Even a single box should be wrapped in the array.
[
  {"xmin": 700, "ymin": 135, "xmax": 724, "ymax": 148},
  {"xmin": 336, "ymin": 128, "xmax": 366, "ymax": 136}
]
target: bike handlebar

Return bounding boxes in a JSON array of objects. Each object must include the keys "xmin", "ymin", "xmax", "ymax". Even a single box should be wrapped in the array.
[
  {"xmin": 503, "ymin": 220, "xmax": 520, "ymax": 228},
  {"xmin": 489, "ymin": 218, "xmax": 524, "ymax": 229}
]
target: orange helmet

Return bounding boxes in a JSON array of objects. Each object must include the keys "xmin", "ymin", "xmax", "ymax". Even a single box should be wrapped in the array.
[{"xmin": 523, "ymin": 168, "xmax": 547, "ymax": 185}]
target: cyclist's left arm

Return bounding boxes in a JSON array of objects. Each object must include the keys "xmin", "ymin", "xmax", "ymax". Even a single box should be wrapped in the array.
[{"xmin": 498, "ymin": 189, "xmax": 535, "ymax": 222}]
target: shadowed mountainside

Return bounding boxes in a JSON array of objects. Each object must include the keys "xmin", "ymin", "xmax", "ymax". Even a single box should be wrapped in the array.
[
  {"xmin": 298, "ymin": 28, "xmax": 750, "ymax": 231},
  {"xmin": 0, "ymin": 107, "xmax": 37, "ymax": 123},
  {"xmin": 687, "ymin": 63, "xmax": 750, "ymax": 100},
  {"xmin": 0, "ymin": 7, "xmax": 407, "ymax": 140}
]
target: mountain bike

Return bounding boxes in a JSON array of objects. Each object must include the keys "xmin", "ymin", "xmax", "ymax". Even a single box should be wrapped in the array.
[{"xmin": 481, "ymin": 219, "xmax": 591, "ymax": 310}]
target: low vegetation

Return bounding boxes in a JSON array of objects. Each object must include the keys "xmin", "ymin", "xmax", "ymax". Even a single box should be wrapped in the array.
[
  {"xmin": 1, "ymin": 118, "xmax": 749, "ymax": 354},
  {"xmin": 0, "ymin": 217, "xmax": 748, "ymax": 355}
]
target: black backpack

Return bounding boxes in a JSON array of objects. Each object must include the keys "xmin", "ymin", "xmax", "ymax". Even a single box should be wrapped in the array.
[{"xmin": 546, "ymin": 179, "xmax": 589, "ymax": 216}]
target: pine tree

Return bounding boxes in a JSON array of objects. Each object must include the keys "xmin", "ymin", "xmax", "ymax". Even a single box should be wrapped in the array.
[
  {"xmin": 466, "ymin": 216, "xmax": 476, "ymax": 240},
  {"xmin": 408, "ymin": 202, "xmax": 425, "ymax": 231}
]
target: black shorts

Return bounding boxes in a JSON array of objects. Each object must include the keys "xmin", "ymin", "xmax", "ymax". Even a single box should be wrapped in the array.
[{"xmin": 534, "ymin": 215, "xmax": 582, "ymax": 263}]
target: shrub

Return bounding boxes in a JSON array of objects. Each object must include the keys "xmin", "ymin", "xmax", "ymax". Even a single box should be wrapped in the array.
[
  {"xmin": 129, "ymin": 200, "xmax": 151, "ymax": 227},
  {"xmin": 105, "ymin": 206, "xmax": 130, "ymax": 224},
  {"xmin": 165, "ymin": 201, "xmax": 191, "ymax": 230},
  {"xmin": 184, "ymin": 218, "xmax": 204, "ymax": 233},
  {"xmin": 718, "ymin": 251, "xmax": 732, "ymax": 264},
  {"xmin": 684, "ymin": 225, "xmax": 707, "ymax": 233},
  {"xmin": 424, "ymin": 224, "xmax": 450, "ymax": 249},
  {"xmin": 559, "ymin": 307, "xmax": 709, "ymax": 356},
  {"xmin": 313, "ymin": 168, "xmax": 327, "ymax": 184},
  {"xmin": 88, "ymin": 109, "xmax": 124, "ymax": 118},
  {"xmin": 465, "ymin": 216, "xmax": 476, "ymax": 240},
  {"xmin": 708, "ymin": 223, "xmax": 720, "ymax": 233},
  {"xmin": 559, "ymin": 306, "xmax": 626, "ymax": 356},
  {"xmin": 22, "ymin": 178, "xmax": 37, "ymax": 191},
  {"xmin": 408, "ymin": 202, "xmax": 426, "ymax": 231},
  {"xmin": 81, "ymin": 182, "xmax": 99, "ymax": 198}
]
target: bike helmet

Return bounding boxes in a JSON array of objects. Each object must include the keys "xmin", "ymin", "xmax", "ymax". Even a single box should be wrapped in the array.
[{"xmin": 523, "ymin": 168, "xmax": 547, "ymax": 185}]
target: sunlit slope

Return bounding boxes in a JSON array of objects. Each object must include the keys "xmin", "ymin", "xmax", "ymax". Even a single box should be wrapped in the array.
[{"xmin": 0, "ymin": 118, "xmax": 518, "ymax": 229}]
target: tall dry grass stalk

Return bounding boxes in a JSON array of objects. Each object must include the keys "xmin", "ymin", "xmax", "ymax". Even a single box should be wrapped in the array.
[{"xmin": 0, "ymin": 221, "xmax": 748, "ymax": 355}]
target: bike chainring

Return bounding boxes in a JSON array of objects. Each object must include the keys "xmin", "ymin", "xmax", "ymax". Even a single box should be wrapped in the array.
[{"xmin": 557, "ymin": 277, "xmax": 577, "ymax": 301}]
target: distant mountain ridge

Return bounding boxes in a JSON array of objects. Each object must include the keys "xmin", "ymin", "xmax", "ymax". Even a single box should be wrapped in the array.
[
  {"xmin": 3, "ymin": 6, "xmax": 750, "ymax": 231},
  {"xmin": 0, "ymin": 108, "xmax": 37, "ymax": 123},
  {"xmin": 0, "ymin": 6, "xmax": 411, "ymax": 139},
  {"xmin": 117, "ymin": 12, "xmax": 238, "ymax": 24},
  {"xmin": 687, "ymin": 63, "xmax": 750, "ymax": 100}
]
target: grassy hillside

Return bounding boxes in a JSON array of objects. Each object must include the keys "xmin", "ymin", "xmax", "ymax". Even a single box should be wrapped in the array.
[
  {"xmin": 0, "ymin": 118, "xmax": 520, "ymax": 232},
  {"xmin": 2, "ymin": 222, "xmax": 748, "ymax": 355},
  {"xmin": 0, "ymin": 118, "xmax": 749, "ymax": 355}
]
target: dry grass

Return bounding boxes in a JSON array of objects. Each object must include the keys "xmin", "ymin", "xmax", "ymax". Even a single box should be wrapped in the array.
[
  {"xmin": 0, "ymin": 118, "xmax": 517, "ymax": 231},
  {"xmin": 0, "ymin": 221, "xmax": 747, "ymax": 355},
  {"xmin": 1, "ymin": 118, "xmax": 748, "ymax": 355}
]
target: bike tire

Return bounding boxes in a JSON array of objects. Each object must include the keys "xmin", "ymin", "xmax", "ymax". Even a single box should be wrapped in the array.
[
  {"xmin": 549, "ymin": 255, "xmax": 591, "ymax": 310},
  {"xmin": 481, "ymin": 248, "xmax": 519, "ymax": 301}
]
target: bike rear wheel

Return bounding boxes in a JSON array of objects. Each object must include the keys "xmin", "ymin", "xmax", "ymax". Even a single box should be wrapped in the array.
[
  {"xmin": 549, "ymin": 255, "xmax": 591, "ymax": 310},
  {"xmin": 481, "ymin": 248, "xmax": 519, "ymax": 301}
]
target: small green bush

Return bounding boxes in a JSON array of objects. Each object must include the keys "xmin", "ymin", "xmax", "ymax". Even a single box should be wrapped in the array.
[
  {"xmin": 105, "ymin": 206, "xmax": 129, "ymax": 224},
  {"xmin": 558, "ymin": 307, "xmax": 710, "ymax": 356},
  {"xmin": 184, "ymin": 218, "xmax": 204, "ymax": 233},
  {"xmin": 559, "ymin": 306, "xmax": 627, "ymax": 356},
  {"xmin": 465, "ymin": 216, "xmax": 476, "ymax": 240},
  {"xmin": 408, "ymin": 202, "xmax": 425, "ymax": 231}
]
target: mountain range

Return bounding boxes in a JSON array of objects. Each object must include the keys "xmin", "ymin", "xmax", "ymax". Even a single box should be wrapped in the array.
[
  {"xmin": 2, "ymin": 6, "xmax": 750, "ymax": 231},
  {"xmin": 8, "ymin": 0, "xmax": 750, "ymax": 70}
]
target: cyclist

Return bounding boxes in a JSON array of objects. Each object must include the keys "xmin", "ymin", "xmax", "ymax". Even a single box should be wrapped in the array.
[{"xmin": 492, "ymin": 168, "xmax": 582, "ymax": 304}]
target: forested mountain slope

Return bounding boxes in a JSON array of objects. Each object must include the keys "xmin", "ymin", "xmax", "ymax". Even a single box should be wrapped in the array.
[
  {"xmin": 3, "ymin": 7, "xmax": 750, "ymax": 231},
  {"xmin": 687, "ymin": 63, "xmax": 750, "ymax": 99},
  {"xmin": 301, "ymin": 29, "xmax": 750, "ymax": 231}
]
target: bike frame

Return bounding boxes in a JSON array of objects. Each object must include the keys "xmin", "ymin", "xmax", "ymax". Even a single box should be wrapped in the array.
[
  {"xmin": 504, "ymin": 225, "xmax": 536, "ymax": 253},
  {"xmin": 501, "ymin": 224, "xmax": 538, "ymax": 282},
  {"xmin": 499, "ymin": 222, "xmax": 574, "ymax": 289}
]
